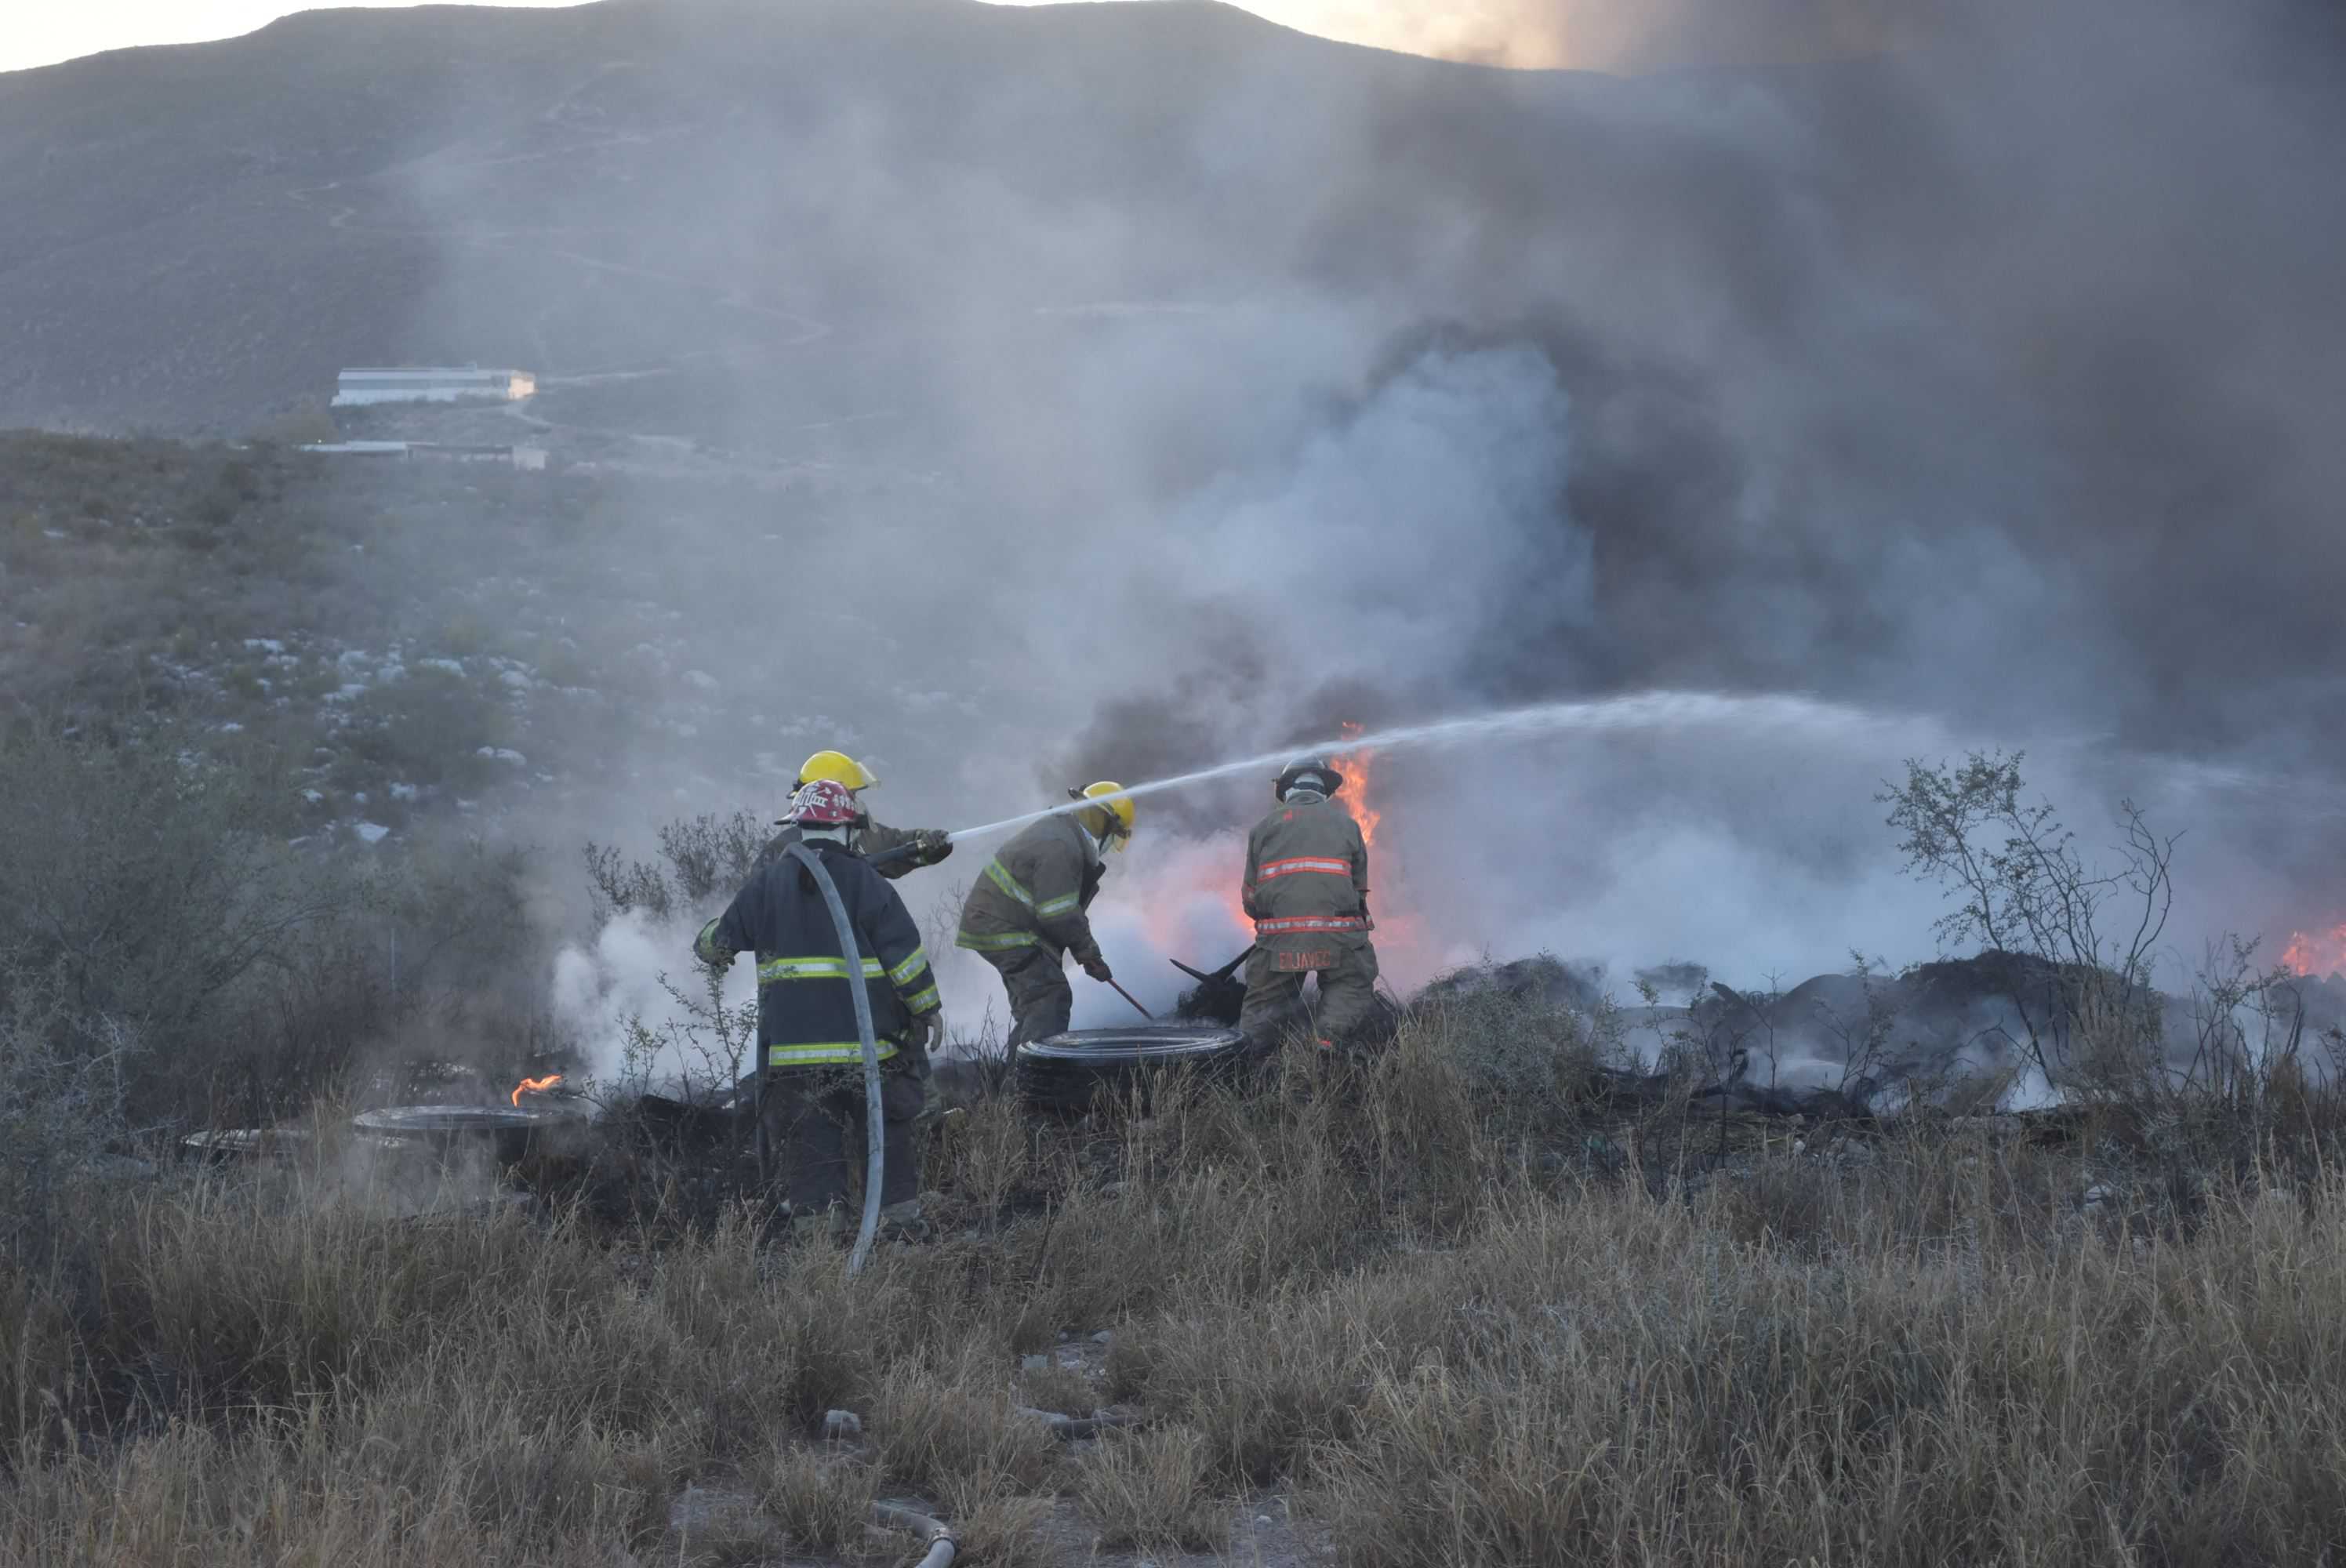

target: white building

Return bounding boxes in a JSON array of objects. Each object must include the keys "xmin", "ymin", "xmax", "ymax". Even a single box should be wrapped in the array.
[
  {"xmin": 300, "ymin": 441, "xmax": 550, "ymax": 470},
  {"xmin": 332, "ymin": 366, "xmax": 537, "ymax": 408}
]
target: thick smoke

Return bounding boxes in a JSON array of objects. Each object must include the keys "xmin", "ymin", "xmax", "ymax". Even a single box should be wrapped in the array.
[{"xmin": 348, "ymin": 0, "xmax": 2346, "ymax": 1046}]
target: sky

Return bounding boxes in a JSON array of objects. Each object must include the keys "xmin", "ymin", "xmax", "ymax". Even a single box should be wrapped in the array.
[
  {"xmin": 5, "ymin": 0, "xmax": 585, "ymax": 74},
  {"xmin": 1, "ymin": 0, "xmax": 1902, "ymax": 76}
]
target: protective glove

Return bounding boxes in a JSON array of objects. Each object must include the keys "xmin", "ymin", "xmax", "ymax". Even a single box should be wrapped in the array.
[
  {"xmin": 914, "ymin": 829, "xmax": 954, "ymax": 866},
  {"xmin": 904, "ymin": 1010, "xmax": 940, "ymax": 1054},
  {"xmin": 692, "ymin": 917, "xmax": 736, "ymax": 970},
  {"xmin": 1080, "ymin": 952, "xmax": 1113, "ymax": 984}
]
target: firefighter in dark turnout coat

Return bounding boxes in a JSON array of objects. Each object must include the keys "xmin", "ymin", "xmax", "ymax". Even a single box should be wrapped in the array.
[
  {"xmin": 1237, "ymin": 757, "xmax": 1379, "ymax": 1049},
  {"xmin": 696, "ymin": 779, "xmax": 944, "ymax": 1241}
]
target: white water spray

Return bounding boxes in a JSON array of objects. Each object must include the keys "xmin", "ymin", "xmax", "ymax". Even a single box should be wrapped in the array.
[{"xmin": 944, "ymin": 689, "xmax": 1894, "ymax": 846}]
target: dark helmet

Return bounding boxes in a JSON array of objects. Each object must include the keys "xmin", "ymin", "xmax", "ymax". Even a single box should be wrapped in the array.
[{"xmin": 1274, "ymin": 756, "xmax": 1346, "ymax": 801}]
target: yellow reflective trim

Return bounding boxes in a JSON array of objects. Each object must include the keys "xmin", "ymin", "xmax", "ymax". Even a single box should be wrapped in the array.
[
  {"xmin": 902, "ymin": 985, "xmax": 940, "ymax": 1014},
  {"xmin": 768, "ymin": 1040, "xmax": 900, "ymax": 1067},
  {"xmin": 887, "ymin": 946, "xmax": 931, "ymax": 985},
  {"xmin": 982, "ymin": 859, "xmax": 1035, "ymax": 907},
  {"xmin": 955, "ymin": 928, "xmax": 1038, "ymax": 952},
  {"xmin": 757, "ymin": 955, "xmax": 885, "ymax": 983}
]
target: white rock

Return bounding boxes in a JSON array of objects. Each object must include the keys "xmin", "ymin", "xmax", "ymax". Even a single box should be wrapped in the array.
[
  {"xmin": 2083, "ymin": 1183, "xmax": 2115, "ymax": 1207},
  {"xmin": 684, "ymin": 670, "xmax": 720, "ymax": 691},
  {"xmin": 243, "ymin": 637, "xmax": 285, "ymax": 654},
  {"xmin": 476, "ymin": 747, "xmax": 527, "ymax": 766},
  {"xmin": 353, "ymin": 822, "xmax": 390, "ymax": 845},
  {"xmin": 389, "ymin": 782, "xmax": 418, "ymax": 801},
  {"xmin": 499, "ymin": 670, "xmax": 532, "ymax": 689}
]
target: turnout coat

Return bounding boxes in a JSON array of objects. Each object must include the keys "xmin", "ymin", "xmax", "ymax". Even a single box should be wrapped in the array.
[
  {"xmin": 953, "ymin": 814, "xmax": 1106, "ymax": 967},
  {"xmin": 1241, "ymin": 795, "xmax": 1372, "ymax": 967},
  {"xmin": 696, "ymin": 839, "xmax": 941, "ymax": 1069}
]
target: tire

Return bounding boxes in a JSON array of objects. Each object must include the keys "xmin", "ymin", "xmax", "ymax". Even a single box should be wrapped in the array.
[{"xmin": 1015, "ymin": 1025, "xmax": 1261, "ymax": 1112}]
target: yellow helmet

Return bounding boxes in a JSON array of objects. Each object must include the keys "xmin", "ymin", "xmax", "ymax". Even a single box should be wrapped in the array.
[
  {"xmin": 795, "ymin": 750, "xmax": 877, "ymax": 793},
  {"xmin": 1071, "ymin": 781, "xmax": 1136, "ymax": 851}
]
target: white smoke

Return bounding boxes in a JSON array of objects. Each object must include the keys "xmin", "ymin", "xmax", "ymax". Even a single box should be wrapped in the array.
[
  {"xmin": 549, "ymin": 906, "xmax": 761, "ymax": 1091},
  {"xmin": 340, "ymin": 0, "xmax": 2346, "ymax": 1029}
]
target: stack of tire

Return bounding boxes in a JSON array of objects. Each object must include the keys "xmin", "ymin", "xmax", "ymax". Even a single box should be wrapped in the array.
[{"xmin": 1014, "ymin": 1025, "xmax": 1262, "ymax": 1113}]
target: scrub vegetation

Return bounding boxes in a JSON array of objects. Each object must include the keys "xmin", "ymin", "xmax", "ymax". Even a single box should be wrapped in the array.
[
  {"xmin": 6, "ymin": 697, "xmax": 2346, "ymax": 1564},
  {"xmin": 6, "ymin": 950, "xmax": 2346, "ymax": 1563}
]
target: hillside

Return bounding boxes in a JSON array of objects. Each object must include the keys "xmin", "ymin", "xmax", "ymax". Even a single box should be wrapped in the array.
[{"xmin": 0, "ymin": 0, "xmax": 1485, "ymax": 434}]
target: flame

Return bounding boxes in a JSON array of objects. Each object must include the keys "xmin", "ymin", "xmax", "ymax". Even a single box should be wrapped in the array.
[
  {"xmin": 2283, "ymin": 926, "xmax": 2346, "ymax": 979},
  {"xmin": 1335, "ymin": 721, "xmax": 1380, "ymax": 847},
  {"xmin": 510, "ymin": 1073, "xmax": 563, "ymax": 1107}
]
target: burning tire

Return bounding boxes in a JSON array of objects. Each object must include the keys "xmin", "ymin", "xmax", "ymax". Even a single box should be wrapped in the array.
[
  {"xmin": 1015, "ymin": 1025, "xmax": 1261, "ymax": 1112},
  {"xmin": 351, "ymin": 1102, "xmax": 588, "ymax": 1165}
]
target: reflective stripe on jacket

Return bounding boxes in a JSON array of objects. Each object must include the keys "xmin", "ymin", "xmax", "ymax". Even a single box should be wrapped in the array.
[
  {"xmin": 954, "ymin": 813, "xmax": 1102, "ymax": 963},
  {"xmin": 1242, "ymin": 797, "xmax": 1371, "ymax": 956},
  {"xmin": 695, "ymin": 840, "xmax": 941, "ymax": 1069}
]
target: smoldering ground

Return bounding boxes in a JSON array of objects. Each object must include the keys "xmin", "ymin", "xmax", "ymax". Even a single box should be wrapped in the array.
[{"xmin": 349, "ymin": 0, "xmax": 2346, "ymax": 1052}]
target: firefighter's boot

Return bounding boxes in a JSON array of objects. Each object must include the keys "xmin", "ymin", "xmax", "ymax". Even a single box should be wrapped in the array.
[{"xmin": 876, "ymin": 1196, "xmax": 932, "ymax": 1244}]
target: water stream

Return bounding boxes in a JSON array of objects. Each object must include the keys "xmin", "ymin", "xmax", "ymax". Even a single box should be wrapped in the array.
[{"xmin": 942, "ymin": 688, "xmax": 1895, "ymax": 846}]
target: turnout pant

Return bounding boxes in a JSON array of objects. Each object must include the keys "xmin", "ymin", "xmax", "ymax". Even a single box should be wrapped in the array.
[
  {"xmin": 760, "ymin": 1062, "xmax": 927, "ymax": 1216},
  {"xmin": 1238, "ymin": 941, "xmax": 1381, "ymax": 1046},
  {"xmin": 981, "ymin": 945, "xmax": 1073, "ymax": 1048}
]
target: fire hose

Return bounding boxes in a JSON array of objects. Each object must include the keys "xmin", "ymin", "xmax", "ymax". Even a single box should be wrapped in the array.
[
  {"xmin": 782, "ymin": 844, "xmax": 887, "ymax": 1277},
  {"xmin": 873, "ymin": 1502, "xmax": 957, "ymax": 1568}
]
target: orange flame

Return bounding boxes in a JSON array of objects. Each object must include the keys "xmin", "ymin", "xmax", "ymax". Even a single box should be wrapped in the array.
[
  {"xmin": 510, "ymin": 1073, "xmax": 563, "ymax": 1107},
  {"xmin": 2283, "ymin": 926, "xmax": 2346, "ymax": 979},
  {"xmin": 1335, "ymin": 721, "xmax": 1380, "ymax": 847}
]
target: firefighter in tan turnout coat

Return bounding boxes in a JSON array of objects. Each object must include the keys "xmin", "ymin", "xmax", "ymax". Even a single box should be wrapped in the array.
[
  {"xmin": 956, "ymin": 782, "xmax": 1136, "ymax": 1047},
  {"xmin": 1239, "ymin": 757, "xmax": 1378, "ymax": 1050}
]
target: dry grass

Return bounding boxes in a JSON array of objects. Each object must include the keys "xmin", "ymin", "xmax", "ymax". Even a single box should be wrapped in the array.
[
  {"xmin": 1077, "ymin": 1426, "xmax": 1229, "ymax": 1553},
  {"xmin": 6, "ymin": 1018, "xmax": 2346, "ymax": 1565}
]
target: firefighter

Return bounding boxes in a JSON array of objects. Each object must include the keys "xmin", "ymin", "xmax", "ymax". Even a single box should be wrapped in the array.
[
  {"xmin": 954, "ymin": 782, "xmax": 1135, "ymax": 1048},
  {"xmin": 1237, "ymin": 757, "xmax": 1378, "ymax": 1051},
  {"xmin": 756, "ymin": 749, "xmax": 953, "ymax": 878},
  {"xmin": 696, "ymin": 779, "xmax": 944, "ymax": 1243}
]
